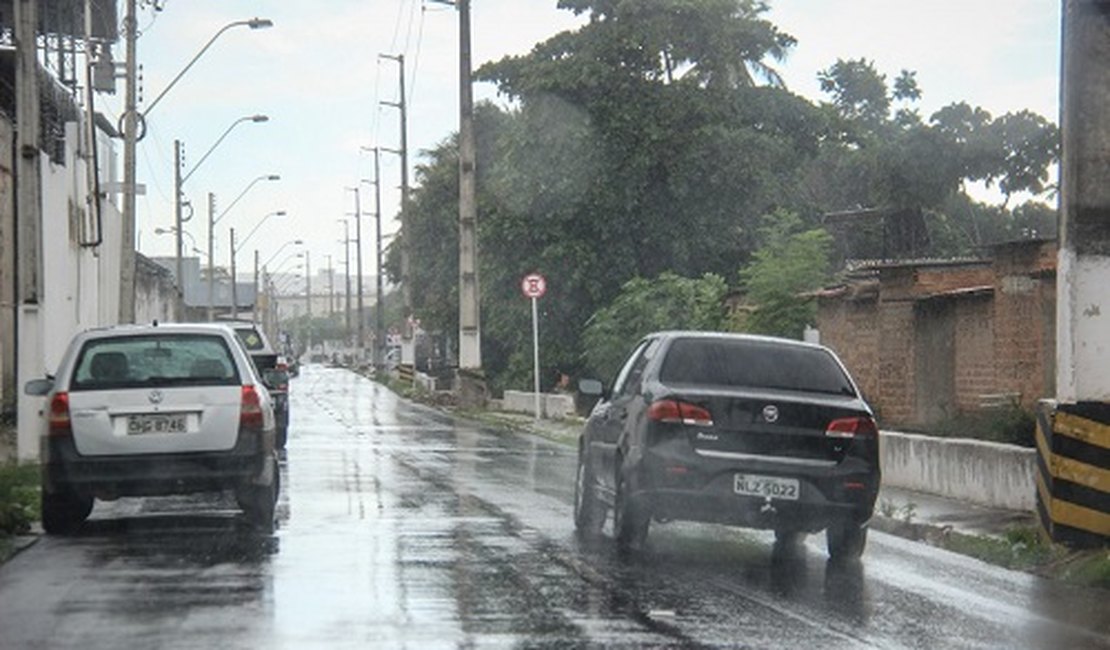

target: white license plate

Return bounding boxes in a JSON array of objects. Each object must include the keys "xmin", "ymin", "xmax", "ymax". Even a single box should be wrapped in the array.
[
  {"xmin": 733, "ymin": 474, "xmax": 800, "ymax": 501},
  {"xmin": 127, "ymin": 413, "xmax": 188, "ymax": 435}
]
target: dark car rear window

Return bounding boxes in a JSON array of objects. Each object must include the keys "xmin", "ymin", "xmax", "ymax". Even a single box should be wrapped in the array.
[
  {"xmin": 659, "ymin": 338, "xmax": 856, "ymax": 396},
  {"xmin": 234, "ymin": 327, "xmax": 267, "ymax": 351},
  {"xmin": 70, "ymin": 334, "xmax": 240, "ymax": 391}
]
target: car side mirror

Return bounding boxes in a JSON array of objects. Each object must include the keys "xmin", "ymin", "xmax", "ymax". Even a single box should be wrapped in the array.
[
  {"xmin": 578, "ymin": 378, "xmax": 605, "ymax": 398},
  {"xmin": 24, "ymin": 378, "xmax": 54, "ymax": 396}
]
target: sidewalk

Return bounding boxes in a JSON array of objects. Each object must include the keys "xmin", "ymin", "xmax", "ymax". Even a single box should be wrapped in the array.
[{"xmin": 482, "ymin": 410, "xmax": 1037, "ymax": 544}]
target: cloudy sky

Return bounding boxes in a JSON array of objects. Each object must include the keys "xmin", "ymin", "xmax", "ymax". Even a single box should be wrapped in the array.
[{"xmin": 103, "ymin": 0, "xmax": 1060, "ymax": 282}]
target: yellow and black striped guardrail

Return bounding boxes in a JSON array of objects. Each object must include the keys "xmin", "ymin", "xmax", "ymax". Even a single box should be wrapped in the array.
[
  {"xmin": 1035, "ymin": 400, "xmax": 1110, "ymax": 547},
  {"xmin": 397, "ymin": 363, "xmax": 414, "ymax": 386}
]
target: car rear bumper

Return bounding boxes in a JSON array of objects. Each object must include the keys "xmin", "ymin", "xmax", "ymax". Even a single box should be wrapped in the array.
[
  {"xmin": 43, "ymin": 430, "xmax": 272, "ymax": 498},
  {"xmin": 630, "ymin": 447, "xmax": 879, "ymax": 532}
]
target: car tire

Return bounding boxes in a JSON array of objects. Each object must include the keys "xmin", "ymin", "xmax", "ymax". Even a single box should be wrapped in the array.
[
  {"xmin": 41, "ymin": 487, "xmax": 93, "ymax": 535},
  {"xmin": 241, "ymin": 456, "xmax": 278, "ymax": 533},
  {"xmin": 774, "ymin": 529, "xmax": 806, "ymax": 548},
  {"xmin": 573, "ymin": 446, "xmax": 605, "ymax": 540},
  {"xmin": 827, "ymin": 521, "xmax": 868, "ymax": 561},
  {"xmin": 613, "ymin": 463, "xmax": 649, "ymax": 552}
]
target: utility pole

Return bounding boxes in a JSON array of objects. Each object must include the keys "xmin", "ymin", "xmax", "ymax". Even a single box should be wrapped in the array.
[
  {"xmin": 326, "ymin": 254, "xmax": 335, "ymax": 316},
  {"xmin": 230, "ymin": 228, "xmax": 238, "ymax": 319},
  {"xmin": 14, "ymin": 0, "xmax": 41, "ymax": 457},
  {"xmin": 341, "ymin": 219, "xmax": 352, "ymax": 343},
  {"xmin": 373, "ymin": 147, "xmax": 385, "ymax": 370},
  {"xmin": 457, "ymin": 0, "xmax": 483, "ymax": 397},
  {"xmin": 253, "ymin": 249, "xmax": 260, "ymax": 324},
  {"xmin": 347, "ymin": 187, "xmax": 366, "ymax": 352},
  {"xmin": 207, "ymin": 192, "xmax": 216, "ymax": 321},
  {"xmin": 173, "ymin": 140, "xmax": 185, "ymax": 308},
  {"xmin": 380, "ymin": 53, "xmax": 412, "ymax": 367},
  {"xmin": 118, "ymin": 0, "xmax": 138, "ymax": 324},
  {"xmin": 305, "ymin": 250, "xmax": 312, "ymax": 352}
]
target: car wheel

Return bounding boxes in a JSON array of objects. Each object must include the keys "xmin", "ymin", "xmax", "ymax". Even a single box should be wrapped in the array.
[
  {"xmin": 774, "ymin": 529, "xmax": 806, "ymax": 548},
  {"xmin": 41, "ymin": 487, "xmax": 93, "ymax": 535},
  {"xmin": 573, "ymin": 447, "xmax": 605, "ymax": 539},
  {"xmin": 613, "ymin": 463, "xmax": 649, "ymax": 552},
  {"xmin": 827, "ymin": 522, "xmax": 868, "ymax": 561},
  {"xmin": 241, "ymin": 456, "xmax": 278, "ymax": 533}
]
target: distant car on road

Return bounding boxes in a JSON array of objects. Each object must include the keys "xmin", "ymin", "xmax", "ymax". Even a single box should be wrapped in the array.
[
  {"xmin": 229, "ymin": 322, "xmax": 289, "ymax": 449},
  {"xmin": 574, "ymin": 331, "xmax": 880, "ymax": 561},
  {"xmin": 25, "ymin": 323, "xmax": 280, "ymax": 534}
]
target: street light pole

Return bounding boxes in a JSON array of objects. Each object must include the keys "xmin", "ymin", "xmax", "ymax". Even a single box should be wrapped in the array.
[
  {"xmin": 208, "ymin": 174, "xmax": 279, "ymax": 321},
  {"xmin": 120, "ymin": 16, "xmax": 272, "ymax": 324},
  {"xmin": 361, "ymin": 146, "xmax": 386, "ymax": 369},
  {"xmin": 346, "ymin": 187, "xmax": 365, "ymax": 352},
  {"xmin": 339, "ymin": 219, "xmax": 352, "ymax": 343},
  {"xmin": 380, "ymin": 53, "xmax": 412, "ymax": 367},
  {"xmin": 230, "ymin": 227, "xmax": 238, "ymax": 319},
  {"xmin": 174, "ymin": 139, "xmax": 185, "ymax": 312}
]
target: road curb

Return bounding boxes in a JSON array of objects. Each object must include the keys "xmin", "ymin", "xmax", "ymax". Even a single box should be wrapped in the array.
[{"xmin": 0, "ymin": 534, "xmax": 40, "ymax": 566}]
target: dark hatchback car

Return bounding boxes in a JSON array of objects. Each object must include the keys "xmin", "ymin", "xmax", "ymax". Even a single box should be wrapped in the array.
[{"xmin": 575, "ymin": 331, "xmax": 880, "ymax": 560}]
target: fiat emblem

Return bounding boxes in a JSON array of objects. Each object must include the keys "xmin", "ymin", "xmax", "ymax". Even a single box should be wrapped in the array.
[
  {"xmin": 148, "ymin": 390, "xmax": 164, "ymax": 404},
  {"xmin": 762, "ymin": 405, "xmax": 779, "ymax": 423}
]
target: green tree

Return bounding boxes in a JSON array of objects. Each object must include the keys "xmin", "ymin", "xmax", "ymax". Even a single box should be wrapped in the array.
[
  {"xmin": 582, "ymin": 272, "xmax": 729, "ymax": 382},
  {"xmin": 739, "ymin": 210, "xmax": 832, "ymax": 339}
]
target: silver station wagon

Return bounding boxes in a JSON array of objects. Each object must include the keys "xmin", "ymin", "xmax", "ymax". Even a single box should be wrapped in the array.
[{"xmin": 25, "ymin": 323, "xmax": 280, "ymax": 533}]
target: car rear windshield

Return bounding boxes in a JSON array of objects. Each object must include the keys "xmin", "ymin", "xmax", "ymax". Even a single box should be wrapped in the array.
[
  {"xmin": 659, "ymin": 338, "xmax": 856, "ymax": 396},
  {"xmin": 234, "ymin": 327, "xmax": 267, "ymax": 351},
  {"xmin": 70, "ymin": 334, "xmax": 240, "ymax": 391}
]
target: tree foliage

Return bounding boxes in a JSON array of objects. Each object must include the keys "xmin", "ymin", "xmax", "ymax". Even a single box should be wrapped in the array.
[
  {"xmin": 582, "ymin": 272, "xmax": 729, "ymax": 382},
  {"xmin": 390, "ymin": 2, "xmax": 1060, "ymax": 393},
  {"xmin": 739, "ymin": 211, "xmax": 832, "ymax": 339}
]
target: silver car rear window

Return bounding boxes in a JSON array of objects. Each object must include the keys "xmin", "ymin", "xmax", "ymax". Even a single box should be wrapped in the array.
[
  {"xmin": 659, "ymin": 338, "xmax": 856, "ymax": 397},
  {"xmin": 70, "ymin": 334, "xmax": 241, "ymax": 391}
]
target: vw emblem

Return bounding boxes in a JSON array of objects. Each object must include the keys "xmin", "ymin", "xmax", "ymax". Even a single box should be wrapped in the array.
[
  {"xmin": 762, "ymin": 405, "xmax": 779, "ymax": 423},
  {"xmin": 148, "ymin": 390, "xmax": 164, "ymax": 404}
]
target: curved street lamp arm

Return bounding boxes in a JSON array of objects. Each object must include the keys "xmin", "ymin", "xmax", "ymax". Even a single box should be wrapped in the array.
[
  {"xmin": 236, "ymin": 211, "xmax": 286, "ymax": 255},
  {"xmin": 263, "ymin": 239, "xmax": 304, "ymax": 268},
  {"xmin": 183, "ymin": 116, "xmax": 267, "ymax": 184},
  {"xmin": 142, "ymin": 18, "xmax": 271, "ymax": 119},
  {"xmin": 217, "ymin": 173, "xmax": 279, "ymax": 225}
]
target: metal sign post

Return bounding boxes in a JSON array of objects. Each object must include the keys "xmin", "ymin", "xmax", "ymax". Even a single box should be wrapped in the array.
[{"xmin": 521, "ymin": 273, "xmax": 547, "ymax": 420}]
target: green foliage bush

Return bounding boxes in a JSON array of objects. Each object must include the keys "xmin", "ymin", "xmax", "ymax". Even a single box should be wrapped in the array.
[
  {"xmin": 927, "ymin": 405, "xmax": 1036, "ymax": 447},
  {"xmin": 0, "ymin": 463, "xmax": 39, "ymax": 536}
]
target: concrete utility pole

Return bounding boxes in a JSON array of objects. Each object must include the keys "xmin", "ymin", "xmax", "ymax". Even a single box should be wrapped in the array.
[
  {"xmin": 173, "ymin": 139, "xmax": 185, "ymax": 305},
  {"xmin": 340, "ymin": 219, "xmax": 351, "ymax": 342},
  {"xmin": 304, "ymin": 250, "xmax": 312, "ymax": 351},
  {"xmin": 380, "ymin": 53, "xmax": 412, "ymax": 366},
  {"xmin": 457, "ymin": 0, "xmax": 483, "ymax": 387},
  {"xmin": 253, "ymin": 249, "xmax": 260, "ymax": 324},
  {"xmin": 1034, "ymin": 0, "xmax": 1110, "ymax": 548},
  {"xmin": 207, "ymin": 192, "xmax": 216, "ymax": 321},
  {"xmin": 373, "ymin": 147, "xmax": 385, "ymax": 369},
  {"xmin": 346, "ymin": 187, "xmax": 365, "ymax": 352},
  {"xmin": 326, "ymin": 254, "xmax": 335, "ymax": 316},
  {"xmin": 14, "ymin": 0, "xmax": 41, "ymax": 458},
  {"xmin": 118, "ymin": 0, "xmax": 138, "ymax": 324},
  {"xmin": 230, "ymin": 228, "xmax": 238, "ymax": 319}
]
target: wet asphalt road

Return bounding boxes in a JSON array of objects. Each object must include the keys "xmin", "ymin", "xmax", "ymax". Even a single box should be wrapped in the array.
[{"xmin": 1, "ymin": 365, "xmax": 1108, "ymax": 649}]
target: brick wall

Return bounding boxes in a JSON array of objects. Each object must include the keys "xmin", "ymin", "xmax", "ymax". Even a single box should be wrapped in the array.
[
  {"xmin": 953, "ymin": 296, "xmax": 995, "ymax": 411},
  {"xmin": 816, "ymin": 242, "xmax": 1057, "ymax": 428}
]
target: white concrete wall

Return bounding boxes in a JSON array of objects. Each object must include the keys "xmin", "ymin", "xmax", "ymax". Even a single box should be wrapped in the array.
[
  {"xmin": 881, "ymin": 430, "xmax": 1037, "ymax": 511},
  {"xmin": 17, "ymin": 120, "xmax": 123, "ymax": 460},
  {"xmin": 502, "ymin": 391, "xmax": 576, "ymax": 420}
]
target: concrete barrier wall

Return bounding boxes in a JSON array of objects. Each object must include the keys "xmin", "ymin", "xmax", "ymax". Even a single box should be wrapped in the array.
[
  {"xmin": 881, "ymin": 430, "xmax": 1037, "ymax": 511},
  {"xmin": 502, "ymin": 391, "xmax": 575, "ymax": 420}
]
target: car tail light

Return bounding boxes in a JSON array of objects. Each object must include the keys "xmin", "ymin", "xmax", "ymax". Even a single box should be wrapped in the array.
[
  {"xmin": 648, "ymin": 399, "xmax": 714, "ymax": 427},
  {"xmin": 240, "ymin": 385, "xmax": 264, "ymax": 430},
  {"xmin": 825, "ymin": 416, "xmax": 878, "ymax": 439},
  {"xmin": 48, "ymin": 392, "xmax": 72, "ymax": 438}
]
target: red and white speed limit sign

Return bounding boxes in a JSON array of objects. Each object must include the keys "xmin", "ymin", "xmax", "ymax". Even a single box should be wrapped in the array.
[{"xmin": 521, "ymin": 273, "xmax": 547, "ymax": 299}]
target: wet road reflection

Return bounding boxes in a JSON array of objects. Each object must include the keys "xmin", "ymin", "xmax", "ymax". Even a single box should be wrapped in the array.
[{"xmin": 0, "ymin": 365, "xmax": 1107, "ymax": 649}]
